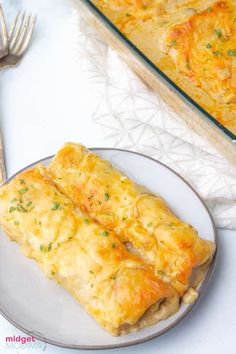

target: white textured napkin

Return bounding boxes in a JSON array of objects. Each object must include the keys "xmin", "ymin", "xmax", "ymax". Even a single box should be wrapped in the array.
[{"xmin": 71, "ymin": 8, "xmax": 236, "ymax": 229}]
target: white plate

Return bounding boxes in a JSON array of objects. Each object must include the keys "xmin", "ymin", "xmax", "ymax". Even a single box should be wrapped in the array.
[{"xmin": 0, "ymin": 148, "xmax": 217, "ymax": 349}]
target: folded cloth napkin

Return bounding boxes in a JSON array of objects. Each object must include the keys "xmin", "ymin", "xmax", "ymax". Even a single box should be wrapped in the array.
[{"xmin": 76, "ymin": 5, "xmax": 236, "ymax": 229}]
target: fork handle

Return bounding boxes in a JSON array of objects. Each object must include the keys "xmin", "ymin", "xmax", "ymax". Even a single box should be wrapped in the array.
[{"xmin": 0, "ymin": 131, "xmax": 6, "ymax": 184}]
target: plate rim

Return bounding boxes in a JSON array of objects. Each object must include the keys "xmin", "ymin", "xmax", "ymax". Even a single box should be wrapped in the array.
[{"xmin": 0, "ymin": 147, "xmax": 218, "ymax": 350}]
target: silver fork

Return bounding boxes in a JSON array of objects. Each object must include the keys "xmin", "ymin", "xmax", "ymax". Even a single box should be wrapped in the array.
[
  {"xmin": 0, "ymin": 10, "xmax": 37, "ymax": 183},
  {"xmin": 0, "ymin": 11, "xmax": 36, "ymax": 69},
  {"xmin": 0, "ymin": 5, "xmax": 8, "ymax": 59}
]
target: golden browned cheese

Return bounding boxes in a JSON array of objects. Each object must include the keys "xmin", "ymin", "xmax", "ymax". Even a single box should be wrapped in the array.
[
  {"xmin": 48, "ymin": 143, "xmax": 215, "ymax": 295},
  {"xmin": 92, "ymin": 0, "xmax": 236, "ymax": 134},
  {"xmin": 0, "ymin": 165, "xmax": 178, "ymax": 336}
]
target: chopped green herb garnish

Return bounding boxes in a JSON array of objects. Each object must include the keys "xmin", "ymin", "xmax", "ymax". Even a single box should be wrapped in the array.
[
  {"xmin": 104, "ymin": 192, "xmax": 109, "ymax": 201},
  {"xmin": 19, "ymin": 179, "xmax": 25, "ymax": 185},
  {"xmin": 171, "ymin": 39, "xmax": 177, "ymax": 47},
  {"xmin": 26, "ymin": 201, "xmax": 32, "ymax": 207},
  {"xmin": 207, "ymin": 7, "xmax": 212, "ymax": 13},
  {"xmin": 9, "ymin": 206, "xmax": 16, "ymax": 213},
  {"xmin": 111, "ymin": 276, "xmax": 116, "ymax": 280},
  {"xmin": 98, "ymin": 200, "xmax": 102, "ymax": 205},
  {"xmin": 39, "ymin": 221, "xmax": 42, "ymax": 226},
  {"xmin": 206, "ymin": 43, "xmax": 212, "ymax": 49},
  {"xmin": 10, "ymin": 198, "xmax": 17, "ymax": 204},
  {"xmin": 89, "ymin": 270, "xmax": 94, "ymax": 274},
  {"xmin": 14, "ymin": 221, "xmax": 20, "ymax": 225},
  {"xmin": 214, "ymin": 29, "xmax": 222, "ymax": 38},
  {"xmin": 40, "ymin": 243, "xmax": 52, "ymax": 252},
  {"xmin": 51, "ymin": 271, "xmax": 55, "ymax": 275},
  {"xmin": 147, "ymin": 222, "xmax": 153, "ymax": 227},
  {"xmin": 186, "ymin": 59, "xmax": 191, "ymax": 69},
  {"xmin": 91, "ymin": 283, "xmax": 94, "ymax": 288},
  {"xmin": 101, "ymin": 230, "xmax": 109, "ymax": 237},
  {"xmin": 84, "ymin": 218, "xmax": 90, "ymax": 224},
  {"xmin": 16, "ymin": 204, "xmax": 27, "ymax": 213},
  {"xmin": 213, "ymin": 50, "xmax": 222, "ymax": 57},
  {"xmin": 105, "ymin": 211, "xmax": 113, "ymax": 216},
  {"xmin": 227, "ymin": 49, "xmax": 236, "ymax": 56},
  {"xmin": 112, "ymin": 243, "xmax": 116, "ymax": 248},
  {"xmin": 126, "ymin": 13, "xmax": 131, "ymax": 17},
  {"xmin": 29, "ymin": 184, "xmax": 35, "ymax": 189},
  {"xmin": 122, "ymin": 217, "xmax": 127, "ymax": 221},
  {"xmin": 52, "ymin": 202, "xmax": 60, "ymax": 210},
  {"xmin": 19, "ymin": 187, "xmax": 29, "ymax": 195}
]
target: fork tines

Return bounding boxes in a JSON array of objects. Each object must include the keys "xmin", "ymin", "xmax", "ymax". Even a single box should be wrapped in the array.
[
  {"xmin": 0, "ymin": 5, "xmax": 8, "ymax": 58},
  {"xmin": 9, "ymin": 11, "xmax": 37, "ymax": 56}
]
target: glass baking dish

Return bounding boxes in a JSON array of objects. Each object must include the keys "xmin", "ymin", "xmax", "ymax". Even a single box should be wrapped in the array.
[{"xmin": 74, "ymin": 0, "xmax": 236, "ymax": 165}]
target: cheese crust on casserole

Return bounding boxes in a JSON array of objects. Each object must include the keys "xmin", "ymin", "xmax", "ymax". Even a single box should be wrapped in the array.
[
  {"xmin": 93, "ymin": 0, "xmax": 236, "ymax": 134},
  {"xmin": 48, "ymin": 143, "xmax": 215, "ymax": 296},
  {"xmin": 0, "ymin": 165, "xmax": 179, "ymax": 336}
]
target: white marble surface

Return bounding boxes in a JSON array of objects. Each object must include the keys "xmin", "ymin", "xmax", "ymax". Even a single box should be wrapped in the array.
[{"xmin": 0, "ymin": 1, "xmax": 235, "ymax": 353}]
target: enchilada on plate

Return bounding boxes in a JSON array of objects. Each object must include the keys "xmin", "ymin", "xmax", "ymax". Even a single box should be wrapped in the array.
[
  {"xmin": 0, "ymin": 165, "xmax": 179, "ymax": 336},
  {"xmin": 48, "ymin": 143, "xmax": 215, "ymax": 296}
]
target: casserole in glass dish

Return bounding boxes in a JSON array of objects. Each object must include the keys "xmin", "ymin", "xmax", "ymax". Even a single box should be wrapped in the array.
[{"xmin": 73, "ymin": 0, "xmax": 236, "ymax": 165}]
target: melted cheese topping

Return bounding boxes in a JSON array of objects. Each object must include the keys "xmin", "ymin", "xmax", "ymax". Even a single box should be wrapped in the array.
[
  {"xmin": 48, "ymin": 143, "xmax": 215, "ymax": 296},
  {"xmin": 93, "ymin": 0, "xmax": 236, "ymax": 134},
  {"xmin": 0, "ymin": 165, "xmax": 178, "ymax": 336}
]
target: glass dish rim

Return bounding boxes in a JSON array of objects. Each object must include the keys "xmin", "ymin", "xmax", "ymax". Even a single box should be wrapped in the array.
[{"xmin": 80, "ymin": 0, "xmax": 236, "ymax": 143}]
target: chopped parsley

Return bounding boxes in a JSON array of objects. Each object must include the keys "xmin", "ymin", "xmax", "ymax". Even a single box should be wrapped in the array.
[
  {"xmin": 18, "ymin": 187, "xmax": 29, "ymax": 195},
  {"xmin": 89, "ymin": 270, "xmax": 94, "ymax": 274},
  {"xmin": 111, "ymin": 276, "xmax": 116, "ymax": 280},
  {"xmin": 186, "ymin": 59, "xmax": 191, "ymax": 69},
  {"xmin": 104, "ymin": 192, "xmax": 109, "ymax": 201},
  {"xmin": 227, "ymin": 49, "xmax": 236, "ymax": 56},
  {"xmin": 10, "ymin": 198, "xmax": 17, "ymax": 203},
  {"xmin": 19, "ymin": 179, "xmax": 25, "ymax": 185},
  {"xmin": 40, "ymin": 245, "xmax": 46, "ymax": 252},
  {"xmin": 206, "ymin": 43, "xmax": 212, "ymax": 49},
  {"xmin": 101, "ymin": 230, "xmax": 109, "ymax": 237},
  {"xmin": 147, "ymin": 222, "xmax": 153, "ymax": 227},
  {"xmin": 84, "ymin": 218, "xmax": 90, "ymax": 224},
  {"xmin": 112, "ymin": 243, "xmax": 116, "ymax": 248},
  {"xmin": 26, "ymin": 201, "xmax": 32, "ymax": 207},
  {"xmin": 16, "ymin": 204, "xmax": 27, "ymax": 213},
  {"xmin": 51, "ymin": 202, "xmax": 60, "ymax": 210},
  {"xmin": 213, "ymin": 50, "xmax": 222, "ymax": 57},
  {"xmin": 214, "ymin": 29, "xmax": 222, "ymax": 38},
  {"xmin": 14, "ymin": 221, "xmax": 20, "ymax": 225},
  {"xmin": 171, "ymin": 39, "xmax": 177, "ymax": 47},
  {"xmin": 40, "ymin": 243, "xmax": 52, "ymax": 252},
  {"xmin": 9, "ymin": 206, "xmax": 16, "ymax": 213}
]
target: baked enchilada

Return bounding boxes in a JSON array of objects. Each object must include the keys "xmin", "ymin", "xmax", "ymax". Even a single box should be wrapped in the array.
[
  {"xmin": 48, "ymin": 143, "xmax": 215, "ymax": 296},
  {"xmin": 92, "ymin": 0, "xmax": 236, "ymax": 134},
  {"xmin": 0, "ymin": 165, "xmax": 179, "ymax": 336}
]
